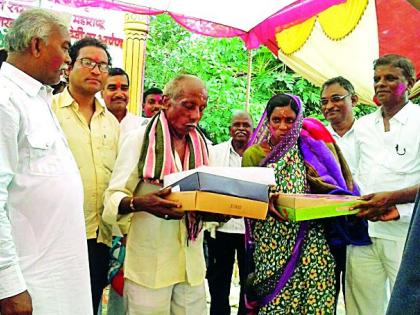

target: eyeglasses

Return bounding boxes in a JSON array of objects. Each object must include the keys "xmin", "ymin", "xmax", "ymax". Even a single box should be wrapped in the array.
[
  {"xmin": 320, "ymin": 94, "xmax": 350, "ymax": 106},
  {"xmin": 77, "ymin": 58, "xmax": 109, "ymax": 73}
]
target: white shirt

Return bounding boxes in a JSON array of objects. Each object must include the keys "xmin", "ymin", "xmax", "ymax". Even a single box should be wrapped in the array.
[
  {"xmin": 103, "ymin": 126, "xmax": 206, "ymax": 288},
  {"xmin": 120, "ymin": 112, "xmax": 148, "ymax": 137},
  {"xmin": 209, "ymin": 138, "xmax": 245, "ymax": 234},
  {"xmin": 0, "ymin": 63, "xmax": 92, "ymax": 314},
  {"xmin": 354, "ymin": 101, "xmax": 420, "ymax": 240},
  {"xmin": 326, "ymin": 122, "xmax": 357, "ymax": 176}
]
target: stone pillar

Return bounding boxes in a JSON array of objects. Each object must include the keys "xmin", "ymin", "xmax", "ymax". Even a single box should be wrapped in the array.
[{"xmin": 123, "ymin": 14, "xmax": 149, "ymax": 115}]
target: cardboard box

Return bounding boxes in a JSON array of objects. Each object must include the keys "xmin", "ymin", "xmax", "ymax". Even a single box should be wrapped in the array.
[
  {"xmin": 275, "ymin": 193, "xmax": 360, "ymax": 221},
  {"xmin": 166, "ymin": 191, "xmax": 268, "ymax": 219},
  {"xmin": 169, "ymin": 172, "xmax": 269, "ymax": 202}
]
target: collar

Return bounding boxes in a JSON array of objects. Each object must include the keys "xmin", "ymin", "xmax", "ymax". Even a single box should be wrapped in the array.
[
  {"xmin": 375, "ymin": 101, "xmax": 413, "ymax": 125},
  {"xmin": 327, "ymin": 120, "xmax": 355, "ymax": 138},
  {"xmin": 58, "ymin": 87, "xmax": 105, "ymax": 114},
  {"xmin": 228, "ymin": 138, "xmax": 242, "ymax": 157},
  {"xmin": 1, "ymin": 62, "xmax": 52, "ymax": 96}
]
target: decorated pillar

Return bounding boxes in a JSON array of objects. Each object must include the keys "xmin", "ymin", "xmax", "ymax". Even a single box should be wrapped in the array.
[{"xmin": 123, "ymin": 13, "xmax": 149, "ymax": 115}]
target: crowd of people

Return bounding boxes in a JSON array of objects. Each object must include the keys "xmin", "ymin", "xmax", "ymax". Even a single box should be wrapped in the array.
[{"xmin": 0, "ymin": 8, "xmax": 419, "ymax": 315}]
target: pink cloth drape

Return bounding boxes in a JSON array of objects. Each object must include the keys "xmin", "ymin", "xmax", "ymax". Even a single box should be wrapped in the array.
[{"xmin": 51, "ymin": 0, "xmax": 344, "ymax": 49}]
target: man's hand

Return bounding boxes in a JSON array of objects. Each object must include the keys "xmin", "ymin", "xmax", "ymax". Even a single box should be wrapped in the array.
[
  {"xmin": 268, "ymin": 194, "xmax": 288, "ymax": 221},
  {"xmin": 370, "ymin": 206, "xmax": 400, "ymax": 222},
  {"xmin": 0, "ymin": 291, "xmax": 33, "ymax": 315},
  {"xmin": 353, "ymin": 191, "xmax": 398, "ymax": 220},
  {"xmin": 133, "ymin": 187, "xmax": 184, "ymax": 220}
]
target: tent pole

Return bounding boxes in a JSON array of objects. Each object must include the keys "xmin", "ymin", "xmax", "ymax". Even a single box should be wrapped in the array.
[{"xmin": 245, "ymin": 49, "xmax": 252, "ymax": 112}]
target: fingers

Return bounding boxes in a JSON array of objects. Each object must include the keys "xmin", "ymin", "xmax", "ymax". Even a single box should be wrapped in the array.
[
  {"xmin": 351, "ymin": 200, "xmax": 371, "ymax": 211},
  {"xmin": 378, "ymin": 207, "xmax": 400, "ymax": 222},
  {"xmin": 157, "ymin": 186, "xmax": 172, "ymax": 196},
  {"xmin": 268, "ymin": 203, "xmax": 287, "ymax": 221},
  {"xmin": 359, "ymin": 193, "xmax": 374, "ymax": 201}
]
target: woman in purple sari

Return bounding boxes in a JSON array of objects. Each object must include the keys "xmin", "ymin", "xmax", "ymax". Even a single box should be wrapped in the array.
[{"xmin": 242, "ymin": 94, "xmax": 369, "ymax": 314}]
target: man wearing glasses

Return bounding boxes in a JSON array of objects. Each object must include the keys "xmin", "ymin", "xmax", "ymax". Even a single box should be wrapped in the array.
[
  {"xmin": 321, "ymin": 76, "xmax": 359, "ymax": 176},
  {"xmin": 52, "ymin": 37, "xmax": 119, "ymax": 314},
  {"xmin": 320, "ymin": 76, "xmax": 359, "ymax": 315}
]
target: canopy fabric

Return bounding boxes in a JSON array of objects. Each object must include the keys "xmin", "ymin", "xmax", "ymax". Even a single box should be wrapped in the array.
[
  {"xmin": 61, "ymin": 0, "xmax": 419, "ymax": 105},
  {"xmin": 273, "ymin": 0, "xmax": 420, "ymax": 104},
  {"xmin": 54, "ymin": 0, "xmax": 345, "ymax": 48}
]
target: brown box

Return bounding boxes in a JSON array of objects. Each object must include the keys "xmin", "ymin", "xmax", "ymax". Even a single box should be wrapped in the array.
[{"xmin": 166, "ymin": 191, "xmax": 268, "ymax": 219}]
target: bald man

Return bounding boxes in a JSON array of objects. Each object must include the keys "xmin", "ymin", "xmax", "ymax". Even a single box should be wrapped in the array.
[{"xmin": 208, "ymin": 111, "xmax": 253, "ymax": 315}]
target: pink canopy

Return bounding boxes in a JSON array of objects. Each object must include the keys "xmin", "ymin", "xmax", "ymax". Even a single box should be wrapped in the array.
[
  {"xmin": 47, "ymin": 0, "xmax": 420, "ymax": 103},
  {"xmin": 52, "ymin": 0, "xmax": 346, "ymax": 48}
]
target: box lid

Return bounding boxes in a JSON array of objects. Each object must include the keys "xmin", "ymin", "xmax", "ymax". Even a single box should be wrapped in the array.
[{"xmin": 170, "ymin": 172, "xmax": 269, "ymax": 202}]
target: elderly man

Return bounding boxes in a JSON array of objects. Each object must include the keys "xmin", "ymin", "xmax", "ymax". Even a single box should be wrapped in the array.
[
  {"xmin": 102, "ymin": 67, "xmax": 147, "ymax": 136},
  {"xmin": 104, "ymin": 74, "xmax": 209, "ymax": 314},
  {"xmin": 346, "ymin": 54, "xmax": 420, "ymax": 315},
  {"xmin": 207, "ymin": 110, "xmax": 253, "ymax": 315},
  {"xmin": 0, "ymin": 9, "xmax": 92, "ymax": 315},
  {"xmin": 142, "ymin": 87, "xmax": 163, "ymax": 118},
  {"xmin": 52, "ymin": 37, "xmax": 119, "ymax": 314}
]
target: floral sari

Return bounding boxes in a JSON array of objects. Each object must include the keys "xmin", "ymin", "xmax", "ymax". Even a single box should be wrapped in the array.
[{"xmin": 242, "ymin": 94, "xmax": 370, "ymax": 314}]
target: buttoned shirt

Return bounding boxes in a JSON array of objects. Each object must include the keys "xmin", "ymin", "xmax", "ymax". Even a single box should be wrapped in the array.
[
  {"xmin": 0, "ymin": 63, "xmax": 92, "ymax": 313},
  {"xmin": 103, "ymin": 126, "xmax": 206, "ymax": 289},
  {"xmin": 354, "ymin": 102, "xmax": 420, "ymax": 240},
  {"xmin": 52, "ymin": 88, "xmax": 119, "ymax": 246},
  {"xmin": 209, "ymin": 138, "xmax": 245, "ymax": 234},
  {"xmin": 326, "ymin": 122, "xmax": 357, "ymax": 176}
]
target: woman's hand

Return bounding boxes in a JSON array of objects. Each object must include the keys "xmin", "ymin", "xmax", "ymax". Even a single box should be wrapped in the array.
[{"xmin": 269, "ymin": 194, "xmax": 289, "ymax": 221}]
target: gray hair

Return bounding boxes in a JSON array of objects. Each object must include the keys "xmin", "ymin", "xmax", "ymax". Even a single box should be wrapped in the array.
[
  {"xmin": 163, "ymin": 74, "xmax": 206, "ymax": 100},
  {"xmin": 6, "ymin": 8, "xmax": 69, "ymax": 53}
]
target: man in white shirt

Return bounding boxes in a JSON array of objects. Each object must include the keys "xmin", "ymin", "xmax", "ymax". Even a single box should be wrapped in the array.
[
  {"xmin": 207, "ymin": 111, "xmax": 253, "ymax": 315},
  {"xmin": 321, "ymin": 76, "xmax": 358, "ymax": 175},
  {"xmin": 346, "ymin": 54, "xmax": 420, "ymax": 315},
  {"xmin": 320, "ymin": 76, "xmax": 359, "ymax": 314},
  {"xmin": 102, "ymin": 67, "xmax": 148, "ymax": 137},
  {"xmin": 0, "ymin": 9, "xmax": 92, "ymax": 315}
]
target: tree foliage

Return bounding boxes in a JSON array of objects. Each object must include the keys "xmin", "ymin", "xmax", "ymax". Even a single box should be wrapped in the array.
[{"xmin": 144, "ymin": 15, "xmax": 375, "ymax": 143}]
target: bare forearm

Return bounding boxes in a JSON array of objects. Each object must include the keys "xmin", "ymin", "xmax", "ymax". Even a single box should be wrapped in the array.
[{"xmin": 389, "ymin": 184, "xmax": 420, "ymax": 205}]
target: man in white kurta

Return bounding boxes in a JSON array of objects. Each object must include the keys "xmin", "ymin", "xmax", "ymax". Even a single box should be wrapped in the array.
[
  {"xmin": 0, "ymin": 9, "xmax": 91, "ymax": 315},
  {"xmin": 346, "ymin": 55, "xmax": 420, "ymax": 315}
]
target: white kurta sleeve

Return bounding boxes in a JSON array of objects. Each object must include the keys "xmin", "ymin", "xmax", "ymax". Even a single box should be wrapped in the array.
[
  {"xmin": 0, "ymin": 99, "xmax": 27, "ymax": 299},
  {"xmin": 103, "ymin": 128, "xmax": 145, "ymax": 226}
]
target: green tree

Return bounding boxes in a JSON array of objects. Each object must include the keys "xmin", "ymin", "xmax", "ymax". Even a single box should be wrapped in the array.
[{"xmin": 144, "ymin": 15, "xmax": 376, "ymax": 143}]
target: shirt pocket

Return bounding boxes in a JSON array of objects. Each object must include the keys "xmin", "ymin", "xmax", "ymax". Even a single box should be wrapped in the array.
[
  {"xmin": 27, "ymin": 133, "xmax": 61, "ymax": 176},
  {"xmin": 100, "ymin": 135, "xmax": 117, "ymax": 173}
]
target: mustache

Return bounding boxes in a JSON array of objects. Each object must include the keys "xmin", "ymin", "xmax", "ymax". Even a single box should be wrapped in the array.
[
  {"xmin": 324, "ymin": 109, "xmax": 339, "ymax": 114},
  {"xmin": 111, "ymin": 96, "xmax": 127, "ymax": 101}
]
